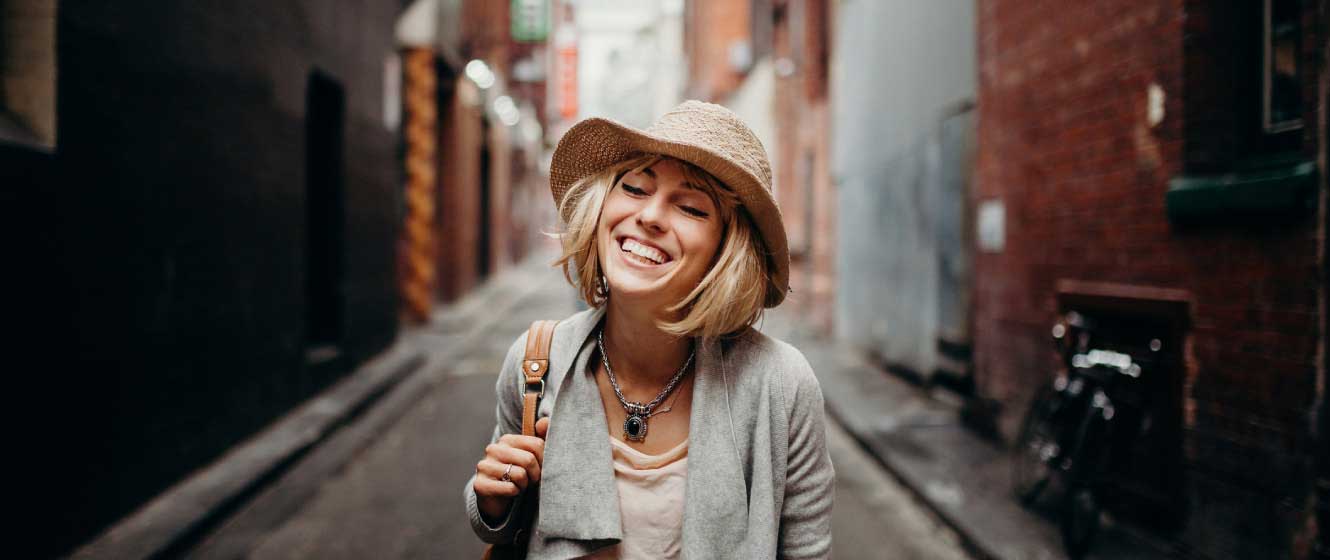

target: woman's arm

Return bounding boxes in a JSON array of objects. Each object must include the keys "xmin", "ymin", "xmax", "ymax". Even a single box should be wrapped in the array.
[
  {"xmin": 779, "ymin": 359, "xmax": 835, "ymax": 559},
  {"xmin": 463, "ymin": 332, "xmax": 531, "ymax": 544}
]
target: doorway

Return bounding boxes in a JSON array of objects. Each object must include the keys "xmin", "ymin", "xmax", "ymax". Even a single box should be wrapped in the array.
[{"xmin": 304, "ymin": 69, "xmax": 346, "ymax": 362}]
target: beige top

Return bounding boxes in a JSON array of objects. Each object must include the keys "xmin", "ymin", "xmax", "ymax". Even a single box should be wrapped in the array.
[{"xmin": 582, "ymin": 436, "xmax": 689, "ymax": 560}]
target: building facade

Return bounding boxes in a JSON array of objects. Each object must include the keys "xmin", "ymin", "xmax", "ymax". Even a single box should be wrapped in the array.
[
  {"xmin": 680, "ymin": 0, "xmax": 836, "ymax": 326},
  {"xmin": 3, "ymin": 1, "xmax": 407, "ymax": 556},
  {"xmin": 2, "ymin": 0, "xmax": 557, "ymax": 555},
  {"xmin": 973, "ymin": 0, "xmax": 1327, "ymax": 557},
  {"xmin": 830, "ymin": 0, "xmax": 977, "ymax": 386},
  {"xmin": 400, "ymin": 0, "xmax": 551, "ymax": 308}
]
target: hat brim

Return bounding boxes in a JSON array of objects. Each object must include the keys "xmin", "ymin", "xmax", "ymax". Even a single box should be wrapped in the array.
[{"xmin": 550, "ymin": 117, "xmax": 790, "ymax": 308}]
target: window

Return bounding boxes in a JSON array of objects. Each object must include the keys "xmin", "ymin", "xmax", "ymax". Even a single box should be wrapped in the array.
[
  {"xmin": 1167, "ymin": 0, "xmax": 1316, "ymax": 223},
  {"xmin": 1263, "ymin": 0, "xmax": 1302, "ymax": 134}
]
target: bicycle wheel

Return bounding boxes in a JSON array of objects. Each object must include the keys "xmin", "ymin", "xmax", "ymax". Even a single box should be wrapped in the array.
[
  {"xmin": 1012, "ymin": 385, "xmax": 1062, "ymax": 505},
  {"xmin": 1060, "ymin": 403, "xmax": 1107, "ymax": 559},
  {"xmin": 1062, "ymin": 484, "xmax": 1099, "ymax": 560}
]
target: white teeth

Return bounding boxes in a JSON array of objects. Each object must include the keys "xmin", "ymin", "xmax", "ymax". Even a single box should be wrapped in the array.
[{"xmin": 621, "ymin": 239, "xmax": 667, "ymax": 264}]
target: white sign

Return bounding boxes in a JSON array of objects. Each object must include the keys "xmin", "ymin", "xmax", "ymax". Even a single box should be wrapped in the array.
[{"xmin": 977, "ymin": 199, "xmax": 1005, "ymax": 253}]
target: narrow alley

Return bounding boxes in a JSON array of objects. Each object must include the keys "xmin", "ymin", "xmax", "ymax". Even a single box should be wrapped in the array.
[
  {"xmin": 180, "ymin": 254, "xmax": 971, "ymax": 560},
  {"xmin": 11, "ymin": 1, "xmax": 1327, "ymax": 559}
]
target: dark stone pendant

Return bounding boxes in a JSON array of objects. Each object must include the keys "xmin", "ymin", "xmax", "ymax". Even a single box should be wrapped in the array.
[
  {"xmin": 624, "ymin": 413, "xmax": 648, "ymax": 441},
  {"xmin": 623, "ymin": 402, "xmax": 649, "ymax": 441}
]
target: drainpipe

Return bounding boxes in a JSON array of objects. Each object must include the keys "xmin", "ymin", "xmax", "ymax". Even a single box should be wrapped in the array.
[{"xmin": 1315, "ymin": 3, "xmax": 1329, "ymax": 556}]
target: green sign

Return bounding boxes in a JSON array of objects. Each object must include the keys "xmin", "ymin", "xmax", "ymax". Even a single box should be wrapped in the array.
[{"xmin": 511, "ymin": 0, "xmax": 549, "ymax": 42}]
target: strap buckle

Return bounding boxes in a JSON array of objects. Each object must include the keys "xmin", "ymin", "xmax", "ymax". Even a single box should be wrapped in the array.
[{"xmin": 525, "ymin": 378, "xmax": 545, "ymax": 398}]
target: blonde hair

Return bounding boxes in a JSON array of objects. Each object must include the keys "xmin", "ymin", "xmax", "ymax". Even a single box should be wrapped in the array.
[{"xmin": 553, "ymin": 154, "xmax": 770, "ymax": 341}]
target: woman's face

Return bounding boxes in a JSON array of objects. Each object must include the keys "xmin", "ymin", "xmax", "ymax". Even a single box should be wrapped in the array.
[{"xmin": 597, "ymin": 159, "xmax": 724, "ymax": 313}]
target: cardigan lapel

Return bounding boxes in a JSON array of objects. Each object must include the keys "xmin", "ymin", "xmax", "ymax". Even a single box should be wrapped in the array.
[
  {"xmin": 535, "ymin": 307, "xmax": 623, "ymax": 542},
  {"xmin": 534, "ymin": 308, "xmax": 748, "ymax": 556},
  {"xmin": 681, "ymin": 336, "xmax": 749, "ymax": 557}
]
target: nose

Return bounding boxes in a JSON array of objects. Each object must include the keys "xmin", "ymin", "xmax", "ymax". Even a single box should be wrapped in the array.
[{"xmin": 635, "ymin": 196, "xmax": 668, "ymax": 233}]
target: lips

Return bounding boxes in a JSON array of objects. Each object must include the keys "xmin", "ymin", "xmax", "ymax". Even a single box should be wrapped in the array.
[{"xmin": 618, "ymin": 236, "xmax": 673, "ymax": 266}]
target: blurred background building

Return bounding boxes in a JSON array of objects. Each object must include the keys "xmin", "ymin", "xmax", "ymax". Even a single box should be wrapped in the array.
[
  {"xmin": 3, "ymin": 0, "xmax": 551, "ymax": 556},
  {"xmin": 5, "ymin": 1, "xmax": 407, "ymax": 556},
  {"xmin": 3, "ymin": 0, "xmax": 1327, "ymax": 558},
  {"xmin": 831, "ymin": 0, "xmax": 977, "ymax": 396},
  {"xmin": 973, "ymin": 2, "xmax": 1324, "ymax": 557}
]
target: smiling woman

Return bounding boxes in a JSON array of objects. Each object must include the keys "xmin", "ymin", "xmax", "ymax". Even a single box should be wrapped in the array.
[
  {"xmin": 465, "ymin": 101, "xmax": 833, "ymax": 560},
  {"xmin": 555, "ymin": 153, "xmax": 770, "ymax": 340}
]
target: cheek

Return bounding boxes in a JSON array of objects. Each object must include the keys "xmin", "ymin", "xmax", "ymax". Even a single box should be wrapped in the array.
[
  {"xmin": 685, "ymin": 224, "xmax": 725, "ymax": 268},
  {"xmin": 596, "ymin": 199, "xmax": 625, "ymax": 240},
  {"xmin": 598, "ymin": 195, "xmax": 632, "ymax": 232}
]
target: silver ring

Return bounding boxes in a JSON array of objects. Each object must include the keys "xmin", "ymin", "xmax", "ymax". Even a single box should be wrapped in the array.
[{"xmin": 500, "ymin": 463, "xmax": 513, "ymax": 482}]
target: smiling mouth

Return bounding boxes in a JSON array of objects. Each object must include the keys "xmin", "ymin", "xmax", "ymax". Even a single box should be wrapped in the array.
[{"xmin": 619, "ymin": 237, "xmax": 672, "ymax": 266}]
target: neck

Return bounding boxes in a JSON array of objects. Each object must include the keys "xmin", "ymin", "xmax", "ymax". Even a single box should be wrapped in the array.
[{"xmin": 601, "ymin": 298, "xmax": 693, "ymax": 388}]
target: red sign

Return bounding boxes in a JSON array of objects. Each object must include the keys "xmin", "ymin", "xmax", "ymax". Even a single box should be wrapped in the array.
[{"xmin": 555, "ymin": 27, "xmax": 578, "ymax": 120}]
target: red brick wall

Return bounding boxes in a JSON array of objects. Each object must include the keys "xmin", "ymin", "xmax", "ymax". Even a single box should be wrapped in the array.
[
  {"xmin": 772, "ymin": 0, "xmax": 835, "ymax": 332},
  {"xmin": 437, "ymin": 76, "xmax": 485, "ymax": 303},
  {"xmin": 975, "ymin": 0, "xmax": 1324, "ymax": 556},
  {"xmin": 684, "ymin": 0, "xmax": 751, "ymax": 101}
]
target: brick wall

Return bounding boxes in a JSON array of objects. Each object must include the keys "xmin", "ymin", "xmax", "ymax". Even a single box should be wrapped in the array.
[
  {"xmin": 684, "ymin": 0, "xmax": 751, "ymax": 102},
  {"xmin": 772, "ymin": 0, "xmax": 835, "ymax": 332},
  {"xmin": 435, "ymin": 0, "xmax": 527, "ymax": 301},
  {"xmin": 975, "ymin": 0, "xmax": 1324, "ymax": 557}
]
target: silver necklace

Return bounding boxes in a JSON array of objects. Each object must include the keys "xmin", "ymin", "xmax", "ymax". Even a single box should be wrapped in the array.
[{"xmin": 597, "ymin": 329, "xmax": 694, "ymax": 442}]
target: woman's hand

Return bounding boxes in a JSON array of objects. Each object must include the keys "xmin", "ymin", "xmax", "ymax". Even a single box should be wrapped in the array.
[{"xmin": 474, "ymin": 417, "xmax": 550, "ymax": 524}]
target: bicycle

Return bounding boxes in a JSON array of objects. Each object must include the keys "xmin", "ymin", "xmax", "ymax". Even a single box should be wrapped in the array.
[{"xmin": 1012, "ymin": 311, "xmax": 1162, "ymax": 559}]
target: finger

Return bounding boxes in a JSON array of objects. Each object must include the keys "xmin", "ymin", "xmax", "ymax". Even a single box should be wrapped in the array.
[
  {"xmin": 498, "ymin": 434, "xmax": 545, "ymax": 465},
  {"xmin": 477, "ymin": 458, "xmax": 530, "ymax": 492},
  {"xmin": 487, "ymin": 444, "xmax": 541, "ymax": 484},
  {"xmin": 535, "ymin": 417, "xmax": 550, "ymax": 439},
  {"xmin": 473, "ymin": 476, "xmax": 520, "ymax": 498}
]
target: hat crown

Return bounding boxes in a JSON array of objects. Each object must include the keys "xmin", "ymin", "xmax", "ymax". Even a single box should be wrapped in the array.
[{"xmin": 645, "ymin": 101, "xmax": 773, "ymax": 190}]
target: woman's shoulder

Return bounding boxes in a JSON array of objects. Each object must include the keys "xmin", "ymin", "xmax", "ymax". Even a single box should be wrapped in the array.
[
  {"xmin": 723, "ymin": 327, "xmax": 818, "ymax": 388},
  {"xmin": 498, "ymin": 307, "xmax": 603, "ymax": 374}
]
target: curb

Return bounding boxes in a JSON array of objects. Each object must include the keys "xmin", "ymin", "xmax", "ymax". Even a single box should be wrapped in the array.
[
  {"xmin": 183, "ymin": 268, "xmax": 560, "ymax": 558},
  {"xmin": 811, "ymin": 344, "xmax": 1175, "ymax": 560},
  {"xmin": 72, "ymin": 256, "xmax": 562, "ymax": 560},
  {"xmin": 820, "ymin": 400, "xmax": 1001, "ymax": 560},
  {"xmin": 70, "ymin": 342, "xmax": 425, "ymax": 560}
]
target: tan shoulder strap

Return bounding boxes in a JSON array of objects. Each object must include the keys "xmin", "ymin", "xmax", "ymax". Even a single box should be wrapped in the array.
[{"xmin": 520, "ymin": 320, "xmax": 559, "ymax": 437}]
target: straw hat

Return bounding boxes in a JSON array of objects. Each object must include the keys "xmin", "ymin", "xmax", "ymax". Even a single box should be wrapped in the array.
[{"xmin": 549, "ymin": 100, "xmax": 790, "ymax": 307}]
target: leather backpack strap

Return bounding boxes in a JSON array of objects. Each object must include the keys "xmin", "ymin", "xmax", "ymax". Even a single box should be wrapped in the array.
[
  {"xmin": 482, "ymin": 320, "xmax": 558, "ymax": 560},
  {"xmin": 520, "ymin": 320, "xmax": 558, "ymax": 437}
]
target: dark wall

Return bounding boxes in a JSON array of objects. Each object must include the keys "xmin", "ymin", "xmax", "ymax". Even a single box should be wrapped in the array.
[{"xmin": 4, "ymin": 2, "xmax": 403, "ymax": 556}]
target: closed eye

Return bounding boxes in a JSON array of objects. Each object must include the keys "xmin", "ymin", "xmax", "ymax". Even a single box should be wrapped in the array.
[
  {"xmin": 681, "ymin": 206, "xmax": 709, "ymax": 218},
  {"xmin": 621, "ymin": 184, "xmax": 647, "ymax": 196}
]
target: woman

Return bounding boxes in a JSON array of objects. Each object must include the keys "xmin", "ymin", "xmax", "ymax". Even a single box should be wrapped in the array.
[{"xmin": 465, "ymin": 101, "xmax": 834, "ymax": 559}]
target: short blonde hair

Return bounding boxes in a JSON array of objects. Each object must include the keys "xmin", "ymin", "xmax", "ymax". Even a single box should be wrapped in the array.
[{"xmin": 553, "ymin": 154, "xmax": 770, "ymax": 340}]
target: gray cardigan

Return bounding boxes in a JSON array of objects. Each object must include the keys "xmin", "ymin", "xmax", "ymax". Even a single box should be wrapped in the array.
[{"xmin": 464, "ymin": 307, "xmax": 834, "ymax": 559}]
